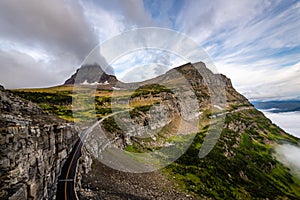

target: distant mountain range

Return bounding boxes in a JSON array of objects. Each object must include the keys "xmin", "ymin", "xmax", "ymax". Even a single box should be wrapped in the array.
[{"xmin": 252, "ymin": 100, "xmax": 300, "ymax": 113}]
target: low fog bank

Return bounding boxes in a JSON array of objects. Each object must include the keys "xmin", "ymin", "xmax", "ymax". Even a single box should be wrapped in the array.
[
  {"xmin": 275, "ymin": 144, "xmax": 300, "ymax": 178},
  {"xmin": 261, "ymin": 110, "xmax": 300, "ymax": 138}
]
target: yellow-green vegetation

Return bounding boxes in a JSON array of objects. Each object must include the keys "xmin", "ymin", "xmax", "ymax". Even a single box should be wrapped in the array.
[
  {"xmin": 14, "ymin": 85, "xmax": 74, "ymax": 93},
  {"xmin": 11, "ymin": 84, "xmax": 172, "ymax": 122},
  {"xmin": 125, "ymin": 145, "xmax": 143, "ymax": 153},
  {"xmin": 12, "ymin": 85, "xmax": 112, "ymax": 121},
  {"xmin": 12, "ymin": 89, "xmax": 74, "ymax": 121},
  {"xmin": 130, "ymin": 84, "xmax": 173, "ymax": 98}
]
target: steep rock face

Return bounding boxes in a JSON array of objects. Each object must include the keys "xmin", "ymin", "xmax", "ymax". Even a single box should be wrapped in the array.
[{"xmin": 0, "ymin": 86, "xmax": 80, "ymax": 199}]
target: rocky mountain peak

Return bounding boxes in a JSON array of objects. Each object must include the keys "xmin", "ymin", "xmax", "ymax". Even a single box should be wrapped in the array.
[
  {"xmin": 64, "ymin": 63, "xmax": 118, "ymax": 86},
  {"xmin": 176, "ymin": 62, "xmax": 233, "ymax": 88}
]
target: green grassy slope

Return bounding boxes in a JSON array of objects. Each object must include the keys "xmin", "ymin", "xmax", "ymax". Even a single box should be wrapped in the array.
[{"xmin": 164, "ymin": 109, "xmax": 300, "ymax": 199}]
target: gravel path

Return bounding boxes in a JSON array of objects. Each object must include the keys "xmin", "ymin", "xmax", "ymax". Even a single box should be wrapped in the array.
[{"xmin": 78, "ymin": 159, "xmax": 199, "ymax": 200}]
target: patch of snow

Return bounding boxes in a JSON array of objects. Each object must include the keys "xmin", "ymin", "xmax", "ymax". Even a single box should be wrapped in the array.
[
  {"xmin": 81, "ymin": 80, "xmax": 100, "ymax": 86},
  {"xmin": 99, "ymin": 81, "xmax": 109, "ymax": 85},
  {"xmin": 90, "ymin": 81, "xmax": 100, "ymax": 86},
  {"xmin": 112, "ymin": 87, "xmax": 121, "ymax": 90},
  {"xmin": 81, "ymin": 80, "xmax": 89, "ymax": 85}
]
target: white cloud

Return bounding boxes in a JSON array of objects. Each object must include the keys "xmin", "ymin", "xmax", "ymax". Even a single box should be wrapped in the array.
[
  {"xmin": 216, "ymin": 61, "xmax": 300, "ymax": 100},
  {"xmin": 0, "ymin": 50, "xmax": 61, "ymax": 88},
  {"xmin": 0, "ymin": 0, "xmax": 97, "ymax": 58},
  {"xmin": 262, "ymin": 111, "xmax": 300, "ymax": 138},
  {"xmin": 119, "ymin": 63, "xmax": 168, "ymax": 83},
  {"xmin": 176, "ymin": 0, "xmax": 269, "ymax": 44},
  {"xmin": 112, "ymin": 49, "xmax": 187, "ymax": 82},
  {"xmin": 0, "ymin": 0, "xmax": 99, "ymax": 88},
  {"xmin": 275, "ymin": 144, "xmax": 300, "ymax": 178},
  {"xmin": 80, "ymin": 2, "xmax": 125, "ymax": 42},
  {"xmin": 81, "ymin": 0, "xmax": 154, "ymax": 39},
  {"xmin": 176, "ymin": 0, "xmax": 300, "ymax": 100}
]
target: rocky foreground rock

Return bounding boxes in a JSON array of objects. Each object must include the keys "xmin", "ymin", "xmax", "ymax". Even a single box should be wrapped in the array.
[{"xmin": 0, "ymin": 86, "xmax": 79, "ymax": 199}]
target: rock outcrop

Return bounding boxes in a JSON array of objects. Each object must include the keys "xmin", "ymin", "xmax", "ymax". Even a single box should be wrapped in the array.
[{"xmin": 0, "ymin": 86, "xmax": 80, "ymax": 199}]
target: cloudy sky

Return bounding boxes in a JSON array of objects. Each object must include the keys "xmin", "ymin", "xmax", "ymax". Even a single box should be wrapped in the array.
[{"xmin": 0, "ymin": 0, "xmax": 299, "ymax": 100}]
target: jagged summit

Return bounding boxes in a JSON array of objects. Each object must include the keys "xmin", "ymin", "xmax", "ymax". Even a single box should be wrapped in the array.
[
  {"xmin": 169, "ymin": 61, "xmax": 233, "ymax": 87},
  {"xmin": 64, "ymin": 63, "xmax": 118, "ymax": 86}
]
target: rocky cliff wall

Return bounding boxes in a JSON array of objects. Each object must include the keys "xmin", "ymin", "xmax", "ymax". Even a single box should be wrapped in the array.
[{"xmin": 0, "ymin": 86, "xmax": 80, "ymax": 199}]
